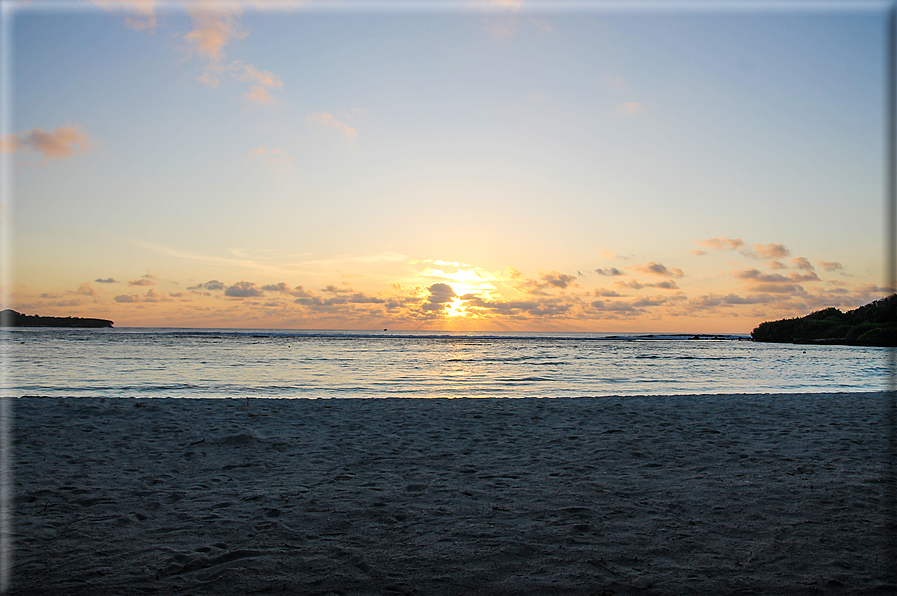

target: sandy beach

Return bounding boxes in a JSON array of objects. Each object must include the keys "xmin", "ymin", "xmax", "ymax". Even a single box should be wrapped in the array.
[{"xmin": 9, "ymin": 393, "xmax": 897, "ymax": 595}]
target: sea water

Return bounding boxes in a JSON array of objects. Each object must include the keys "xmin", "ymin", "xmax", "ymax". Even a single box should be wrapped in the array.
[{"xmin": 2, "ymin": 328, "xmax": 893, "ymax": 398}]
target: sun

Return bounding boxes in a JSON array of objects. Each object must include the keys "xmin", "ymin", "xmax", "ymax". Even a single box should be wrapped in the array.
[{"xmin": 445, "ymin": 296, "xmax": 467, "ymax": 318}]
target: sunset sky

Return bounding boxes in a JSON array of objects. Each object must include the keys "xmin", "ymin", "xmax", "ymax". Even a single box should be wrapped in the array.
[{"xmin": 1, "ymin": 0, "xmax": 892, "ymax": 332}]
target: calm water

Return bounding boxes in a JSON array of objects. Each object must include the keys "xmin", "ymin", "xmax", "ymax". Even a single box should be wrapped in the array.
[{"xmin": 2, "ymin": 327, "xmax": 894, "ymax": 398}]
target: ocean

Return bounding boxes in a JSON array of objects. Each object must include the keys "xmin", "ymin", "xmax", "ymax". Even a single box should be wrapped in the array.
[{"xmin": 3, "ymin": 327, "xmax": 893, "ymax": 399}]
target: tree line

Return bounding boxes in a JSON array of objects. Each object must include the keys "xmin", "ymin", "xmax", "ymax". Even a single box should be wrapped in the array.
[{"xmin": 751, "ymin": 294, "xmax": 897, "ymax": 347}]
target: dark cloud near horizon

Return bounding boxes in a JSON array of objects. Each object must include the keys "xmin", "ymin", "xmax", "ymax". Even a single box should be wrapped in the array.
[{"xmin": 95, "ymin": 278, "xmax": 118, "ymax": 284}]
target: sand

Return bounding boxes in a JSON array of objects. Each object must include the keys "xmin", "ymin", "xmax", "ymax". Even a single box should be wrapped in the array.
[{"xmin": 8, "ymin": 393, "xmax": 897, "ymax": 595}]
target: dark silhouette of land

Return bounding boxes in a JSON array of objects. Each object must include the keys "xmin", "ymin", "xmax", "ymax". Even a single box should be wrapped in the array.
[
  {"xmin": 751, "ymin": 294, "xmax": 897, "ymax": 346},
  {"xmin": 0, "ymin": 309, "xmax": 113, "ymax": 328}
]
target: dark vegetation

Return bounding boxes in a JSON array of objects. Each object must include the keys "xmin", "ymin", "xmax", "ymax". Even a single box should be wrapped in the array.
[
  {"xmin": 0, "ymin": 309, "xmax": 113, "ymax": 328},
  {"xmin": 751, "ymin": 294, "xmax": 897, "ymax": 347}
]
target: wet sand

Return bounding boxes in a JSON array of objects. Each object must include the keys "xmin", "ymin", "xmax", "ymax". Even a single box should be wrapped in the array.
[{"xmin": 9, "ymin": 393, "xmax": 897, "ymax": 595}]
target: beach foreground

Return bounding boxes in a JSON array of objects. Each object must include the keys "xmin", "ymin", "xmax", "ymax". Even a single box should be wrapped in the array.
[{"xmin": 10, "ymin": 394, "xmax": 897, "ymax": 595}]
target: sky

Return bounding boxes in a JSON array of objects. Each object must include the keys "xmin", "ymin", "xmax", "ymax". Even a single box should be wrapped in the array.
[{"xmin": 0, "ymin": 0, "xmax": 893, "ymax": 332}]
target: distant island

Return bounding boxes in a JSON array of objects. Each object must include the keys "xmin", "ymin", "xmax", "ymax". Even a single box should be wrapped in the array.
[
  {"xmin": 751, "ymin": 294, "xmax": 897, "ymax": 347},
  {"xmin": 0, "ymin": 309, "xmax": 114, "ymax": 328}
]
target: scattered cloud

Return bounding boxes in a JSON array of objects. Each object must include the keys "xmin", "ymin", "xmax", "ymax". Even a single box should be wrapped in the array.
[
  {"xmin": 305, "ymin": 112, "xmax": 358, "ymax": 137},
  {"xmin": 516, "ymin": 271, "xmax": 578, "ymax": 295},
  {"xmin": 224, "ymin": 281, "xmax": 264, "ymax": 298},
  {"xmin": 184, "ymin": 7, "xmax": 247, "ymax": 65},
  {"xmin": 236, "ymin": 63, "xmax": 283, "ymax": 89},
  {"xmin": 261, "ymin": 282, "xmax": 311, "ymax": 297},
  {"xmin": 696, "ymin": 236, "xmax": 746, "ymax": 251},
  {"xmin": 187, "ymin": 280, "xmax": 226, "ymax": 292},
  {"xmin": 89, "ymin": 0, "xmax": 158, "ymax": 32},
  {"xmin": 818, "ymin": 260, "xmax": 843, "ymax": 272},
  {"xmin": 751, "ymin": 242, "xmax": 790, "ymax": 260},
  {"xmin": 592, "ymin": 288, "xmax": 623, "ymax": 297},
  {"xmin": 73, "ymin": 283, "xmax": 98, "ymax": 297},
  {"xmin": 2, "ymin": 125, "xmax": 95, "ymax": 161},
  {"xmin": 616, "ymin": 101, "xmax": 644, "ymax": 115},
  {"xmin": 95, "ymin": 278, "xmax": 118, "ymax": 284},
  {"xmin": 615, "ymin": 279, "xmax": 679, "ymax": 291},
  {"xmin": 603, "ymin": 72, "xmax": 626, "ymax": 90},
  {"xmin": 633, "ymin": 262, "xmax": 684, "ymax": 278},
  {"xmin": 250, "ymin": 145, "xmax": 291, "ymax": 164},
  {"xmin": 595, "ymin": 268, "xmax": 624, "ymax": 276},
  {"xmin": 128, "ymin": 274, "xmax": 155, "ymax": 287},
  {"xmin": 791, "ymin": 257, "xmax": 814, "ymax": 271},
  {"xmin": 245, "ymin": 86, "xmax": 278, "ymax": 105}
]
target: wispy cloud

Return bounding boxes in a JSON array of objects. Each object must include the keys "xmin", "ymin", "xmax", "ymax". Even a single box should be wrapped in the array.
[
  {"xmin": 696, "ymin": 236, "xmax": 746, "ymax": 251},
  {"xmin": 89, "ymin": 0, "xmax": 158, "ymax": 32},
  {"xmin": 305, "ymin": 112, "xmax": 358, "ymax": 137},
  {"xmin": 616, "ymin": 101, "xmax": 644, "ymax": 116},
  {"xmin": 250, "ymin": 145, "xmax": 291, "ymax": 164}
]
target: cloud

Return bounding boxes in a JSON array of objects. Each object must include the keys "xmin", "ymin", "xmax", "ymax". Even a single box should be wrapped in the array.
[
  {"xmin": 3, "ymin": 125, "xmax": 94, "ymax": 161},
  {"xmin": 751, "ymin": 242, "xmax": 790, "ymax": 259},
  {"xmin": 224, "ymin": 281, "xmax": 264, "ymax": 298},
  {"xmin": 142, "ymin": 289, "xmax": 171, "ymax": 303},
  {"xmin": 183, "ymin": 8, "xmax": 282, "ymax": 104},
  {"xmin": 594, "ymin": 268, "xmax": 624, "ymax": 276},
  {"xmin": 732, "ymin": 268, "xmax": 805, "ymax": 295},
  {"xmin": 114, "ymin": 294, "xmax": 139, "ymax": 303},
  {"xmin": 73, "ymin": 283, "xmax": 98, "ymax": 296},
  {"xmin": 426, "ymin": 283, "xmax": 457, "ymax": 304},
  {"xmin": 245, "ymin": 86, "xmax": 279, "ymax": 105},
  {"xmin": 294, "ymin": 290, "xmax": 385, "ymax": 310},
  {"xmin": 592, "ymin": 288, "xmax": 623, "ymax": 297},
  {"xmin": 89, "ymin": 0, "xmax": 158, "ymax": 32},
  {"xmin": 462, "ymin": 294, "xmax": 573, "ymax": 318},
  {"xmin": 250, "ymin": 145, "xmax": 291, "ymax": 164},
  {"xmin": 791, "ymin": 257, "xmax": 814, "ymax": 271},
  {"xmin": 616, "ymin": 101, "xmax": 644, "ymax": 115},
  {"xmin": 699, "ymin": 237, "xmax": 790, "ymax": 260},
  {"xmin": 236, "ymin": 63, "xmax": 283, "ymax": 89},
  {"xmin": 604, "ymin": 72, "xmax": 626, "ymax": 90},
  {"xmin": 633, "ymin": 262, "xmax": 684, "ymax": 278},
  {"xmin": 322, "ymin": 284, "xmax": 352, "ymax": 294},
  {"xmin": 261, "ymin": 282, "xmax": 311, "ymax": 297},
  {"xmin": 516, "ymin": 271, "xmax": 578, "ymax": 295},
  {"xmin": 187, "ymin": 280, "xmax": 226, "ymax": 292},
  {"xmin": 818, "ymin": 260, "xmax": 843, "ymax": 272},
  {"xmin": 128, "ymin": 275, "xmax": 155, "ymax": 287},
  {"xmin": 789, "ymin": 271, "xmax": 821, "ymax": 283},
  {"xmin": 732, "ymin": 268, "xmax": 792, "ymax": 284},
  {"xmin": 184, "ymin": 7, "xmax": 247, "ymax": 64},
  {"xmin": 541, "ymin": 271, "xmax": 577, "ymax": 289},
  {"xmin": 305, "ymin": 112, "xmax": 357, "ymax": 137},
  {"xmin": 696, "ymin": 236, "xmax": 746, "ymax": 251},
  {"xmin": 615, "ymin": 279, "xmax": 678, "ymax": 291},
  {"xmin": 94, "ymin": 278, "xmax": 118, "ymax": 284}
]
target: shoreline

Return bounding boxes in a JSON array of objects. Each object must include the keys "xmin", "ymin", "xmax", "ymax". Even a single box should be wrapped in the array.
[{"xmin": 10, "ymin": 393, "xmax": 897, "ymax": 595}]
